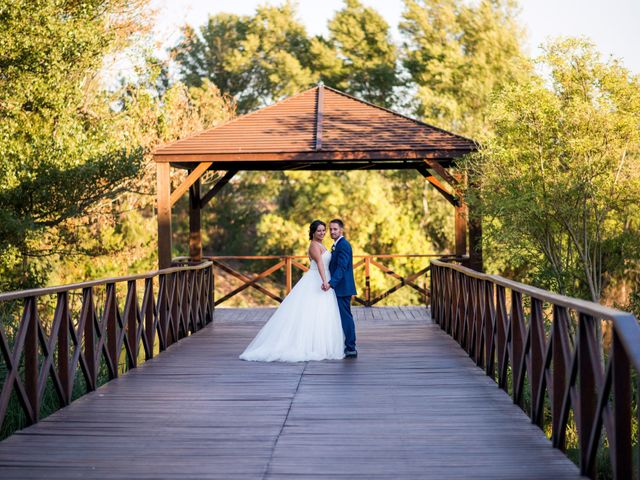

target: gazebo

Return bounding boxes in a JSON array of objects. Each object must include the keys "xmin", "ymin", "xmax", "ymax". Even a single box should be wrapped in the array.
[{"xmin": 153, "ymin": 84, "xmax": 481, "ymax": 270}]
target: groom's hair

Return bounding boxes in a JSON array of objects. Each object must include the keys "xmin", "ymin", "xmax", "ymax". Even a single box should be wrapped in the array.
[{"xmin": 329, "ymin": 218, "xmax": 344, "ymax": 229}]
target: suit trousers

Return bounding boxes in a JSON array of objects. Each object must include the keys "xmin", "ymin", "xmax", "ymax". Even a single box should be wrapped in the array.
[{"xmin": 337, "ymin": 296, "xmax": 356, "ymax": 352}]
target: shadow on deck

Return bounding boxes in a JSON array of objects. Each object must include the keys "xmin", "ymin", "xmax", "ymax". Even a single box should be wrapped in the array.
[{"xmin": 0, "ymin": 307, "xmax": 581, "ymax": 479}]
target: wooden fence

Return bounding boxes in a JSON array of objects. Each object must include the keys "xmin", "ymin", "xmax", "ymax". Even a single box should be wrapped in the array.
[
  {"xmin": 205, "ymin": 254, "xmax": 459, "ymax": 307},
  {"xmin": 0, "ymin": 262, "xmax": 214, "ymax": 435},
  {"xmin": 430, "ymin": 259, "xmax": 640, "ymax": 480}
]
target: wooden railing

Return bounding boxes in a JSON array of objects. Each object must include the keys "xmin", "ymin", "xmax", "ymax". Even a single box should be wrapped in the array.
[
  {"xmin": 0, "ymin": 262, "xmax": 213, "ymax": 436},
  {"xmin": 430, "ymin": 259, "xmax": 640, "ymax": 479},
  {"xmin": 204, "ymin": 254, "xmax": 460, "ymax": 307}
]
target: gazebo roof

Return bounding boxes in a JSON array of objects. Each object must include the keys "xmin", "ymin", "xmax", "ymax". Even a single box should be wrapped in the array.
[{"xmin": 153, "ymin": 84, "xmax": 477, "ymax": 171}]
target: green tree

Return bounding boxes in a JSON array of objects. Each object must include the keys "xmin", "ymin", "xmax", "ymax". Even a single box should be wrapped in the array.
[
  {"xmin": 312, "ymin": 0, "xmax": 400, "ymax": 107},
  {"xmin": 168, "ymin": 0, "xmax": 461, "ymax": 306},
  {"xmin": 47, "ymin": 62, "xmax": 237, "ymax": 286},
  {"xmin": 400, "ymin": 0, "xmax": 528, "ymax": 137},
  {"xmin": 172, "ymin": 2, "xmax": 317, "ymax": 113},
  {"xmin": 0, "ymin": 0, "xmax": 153, "ymax": 290},
  {"xmin": 468, "ymin": 38, "xmax": 640, "ymax": 301}
]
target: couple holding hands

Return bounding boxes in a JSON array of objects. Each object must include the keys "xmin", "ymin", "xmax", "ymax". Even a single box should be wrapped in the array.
[{"xmin": 240, "ymin": 219, "xmax": 357, "ymax": 362}]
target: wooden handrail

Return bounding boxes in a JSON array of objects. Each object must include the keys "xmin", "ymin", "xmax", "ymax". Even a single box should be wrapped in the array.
[
  {"xmin": 0, "ymin": 262, "xmax": 214, "ymax": 439},
  {"xmin": 202, "ymin": 254, "xmax": 456, "ymax": 260},
  {"xmin": 430, "ymin": 259, "xmax": 640, "ymax": 371},
  {"xmin": 430, "ymin": 259, "xmax": 638, "ymax": 479},
  {"xmin": 193, "ymin": 254, "xmax": 461, "ymax": 307},
  {"xmin": 0, "ymin": 261, "xmax": 213, "ymax": 302}
]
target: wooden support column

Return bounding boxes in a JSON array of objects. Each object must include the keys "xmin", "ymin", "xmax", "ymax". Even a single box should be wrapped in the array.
[
  {"xmin": 189, "ymin": 179, "xmax": 202, "ymax": 261},
  {"xmin": 468, "ymin": 206, "xmax": 483, "ymax": 271},
  {"xmin": 419, "ymin": 161, "xmax": 472, "ymax": 262},
  {"xmin": 455, "ymin": 203, "xmax": 468, "ymax": 258},
  {"xmin": 157, "ymin": 163, "xmax": 172, "ymax": 269},
  {"xmin": 467, "ymin": 172, "xmax": 483, "ymax": 272}
]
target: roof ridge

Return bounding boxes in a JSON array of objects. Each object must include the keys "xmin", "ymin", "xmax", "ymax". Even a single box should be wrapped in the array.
[{"xmin": 322, "ymin": 86, "xmax": 477, "ymax": 146}]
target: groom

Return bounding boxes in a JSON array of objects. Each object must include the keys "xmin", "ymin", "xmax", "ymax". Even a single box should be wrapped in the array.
[{"xmin": 325, "ymin": 219, "xmax": 357, "ymax": 358}]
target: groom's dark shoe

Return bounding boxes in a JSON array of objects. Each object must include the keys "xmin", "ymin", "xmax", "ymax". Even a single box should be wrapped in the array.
[{"xmin": 345, "ymin": 350, "xmax": 358, "ymax": 358}]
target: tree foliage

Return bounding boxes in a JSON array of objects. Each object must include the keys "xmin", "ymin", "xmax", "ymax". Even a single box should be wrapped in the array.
[
  {"xmin": 312, "ymin": 0, "xmax": 400, "ymax": 107},
  {"xmin": 172, "ymin": 2, "xmax": 317, "ymax": 113},
  {"xmin": 468, "ymin": 38, "xmax": 640, "ymax": 301},
  {"xmin": 46, "ymin": 65, "xmax": 236, "ymax": 286},
  {"xmin": 167, "ymin": 0, "xmax": 555, "ymax": 305},
  {"xmin": 0, "ymin": 0, "xmax": 153, "ymax": 290},
  {"xmin": 400, "ymin": 0, "xmax": 528, "ymax": 136},
  {"xmin": 5, "ymin": 0, "xmax": 638, "ymax": 310},
  {"xmin": 0, "ymin": 1, "xmax": 236, "ymax": 291}
]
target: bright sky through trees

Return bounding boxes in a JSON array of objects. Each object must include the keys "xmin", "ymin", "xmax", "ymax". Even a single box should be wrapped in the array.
[{"xmin": 149, "ymin": 0, "xmax": 640, "ymax": 73}]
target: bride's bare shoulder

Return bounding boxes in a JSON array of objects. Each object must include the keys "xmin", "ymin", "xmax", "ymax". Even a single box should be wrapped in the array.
[{"xmin": 309, "ymin": 241, "xmax": 327, "ymax": 259}]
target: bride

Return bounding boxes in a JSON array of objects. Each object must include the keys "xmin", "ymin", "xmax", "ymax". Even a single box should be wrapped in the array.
[{"xmin": 239, "ymin": 220, "xmax": 345, "ymax": 362}]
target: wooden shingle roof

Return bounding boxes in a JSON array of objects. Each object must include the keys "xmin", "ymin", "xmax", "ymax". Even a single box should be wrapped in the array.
[{"xmin": 153, "ymin": 85, "xmax": 476, "ymax": 170}]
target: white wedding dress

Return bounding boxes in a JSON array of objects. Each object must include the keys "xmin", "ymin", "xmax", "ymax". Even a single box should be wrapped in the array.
[{"xmin": 240, "ymin": 249, "xmax": 345, "ymax": 362}]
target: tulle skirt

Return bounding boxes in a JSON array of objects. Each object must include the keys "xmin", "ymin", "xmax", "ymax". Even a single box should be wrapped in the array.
[{"xmin": 239, "ymin": 267, "xmax": 345, "ymax": 362}]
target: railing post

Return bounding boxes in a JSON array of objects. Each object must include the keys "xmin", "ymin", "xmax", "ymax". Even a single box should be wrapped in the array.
[
  {"xmin": 126, "ymin": 280, "xmax": 138, "ymax": 368},
  {"xmin": 57, "ymin": 292, "xmax": 71, "ymax": 404},
  {"xmin": 530, "ymin": 298, "xmax": 545, "ymax": 426},
  {"xmin": 143, "ymin": 277, "xmax": 155, "ymax": 358},
  {"xmin": 82, "ymin": 287, "xmax": 97, "ymax": 391},
  {"xmin": 158, "ymin": 274, "xmax": 169, "ymax": 351},
  {"xmin": 208, "ymin": 264, "xmax": 214, "ymax": 323},
  {"xmin": 552, "ymin": 305, "xmax": 568, "ymax": 451},
  {"xmin": 285, "ymin": 257, "xmax": 292, "ymax": 294},
  {"xmin": 496, "ymin": 285, "xmax": 508, "ymax": 390},
  {"xmin": 612, "ymin": 329, "xmax": 631, "ymax": 480},
  {"xmin": 24, "ymin": 297, "xmax": 38, "ymax": 423},
  {"xmin": 105, "ymin": 283, "xmax": 118, "ymax": 377},
  {"xmin": 511, "ymin": 291, "xmax": 524, "ymax": 405},
  {"xmin": 365, "ymin": 256, "xmax": 371, "ymax": 306},
  {"xmin": 578, "ymin": 314, "xmax": 597, "ymax": 479},
  {"xmin": 484, "ymin": 281, "xmax": 495, "ymax": 378}
]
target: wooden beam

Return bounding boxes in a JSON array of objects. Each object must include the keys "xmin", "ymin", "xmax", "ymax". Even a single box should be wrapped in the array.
[
  {"xmin": 189, "ymin": 179, "xmax": 202, "ymax": 261},
  {"xmin": 153, "ymin": 148, "xmax": 473, "ymax": 163},
  {"xmin": 424, "ymin": 159, "xmax": 460, "ymax": 188},
  {"xmin": 169, "ymin": 162, "xmax": 212, "ymax": 207},
  {"xmin": 157, "ymin": 163, "xmax": 172, "ymax": 269},
  {"xmin": 455, "ymin": 204, "xmax": 468, "ymax": 257},
  {"xmin": 416, "ymin": 167, "xmax": 459, "ymax": 206},
  {"xmin": 200, "ymin": 170, "xmax": 238, "ymax": 208},
  {"xmin": 315, "ymin": 84, "xmax": 324, "ymax": 151}
]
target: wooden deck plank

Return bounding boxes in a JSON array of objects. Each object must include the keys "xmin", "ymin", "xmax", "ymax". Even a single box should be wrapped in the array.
[{"xmin": 0, "ymin": 307, "xmax": 582, "ymax": 479}]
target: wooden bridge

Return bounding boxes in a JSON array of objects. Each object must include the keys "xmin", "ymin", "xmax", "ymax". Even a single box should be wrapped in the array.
[
  {"xmin": 0, "ymin": 305, "xmax": 581, "ymax": 479},
  {"xmin": 1, "ymin": 84, "xmax": 638, "ymax": 478},
  {"xmin": 0, "ymin": 259, "xmax": 637, "ymax": 479}
]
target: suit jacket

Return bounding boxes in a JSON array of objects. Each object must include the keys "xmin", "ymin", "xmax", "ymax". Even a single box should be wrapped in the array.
[{"xmin": 329, "ymin": 237, "xmax": 357, "ymax": 297}]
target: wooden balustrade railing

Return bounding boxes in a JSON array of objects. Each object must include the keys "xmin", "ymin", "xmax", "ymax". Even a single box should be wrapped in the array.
[
  {"xmin": 430, "ymin": 259, "xmax": 640, "ymax": 479},
  {"xmin": 0, "ymin": 262, "xmax": 214, "ymax": 436},
  {"xmin": 201, "ymin": 254, "xmax": 460, "ymax": 307}
]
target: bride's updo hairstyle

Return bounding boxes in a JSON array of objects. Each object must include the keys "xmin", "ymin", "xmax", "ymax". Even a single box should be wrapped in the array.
[{"xmin": 309, "ymin": 220, "xmax": 326, "ymax": 240}]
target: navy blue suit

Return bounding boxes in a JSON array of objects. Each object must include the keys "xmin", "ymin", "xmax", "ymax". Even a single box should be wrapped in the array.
[{"xmin": 329, "ymin": 237, "xmax": 357, "ymax": 352}]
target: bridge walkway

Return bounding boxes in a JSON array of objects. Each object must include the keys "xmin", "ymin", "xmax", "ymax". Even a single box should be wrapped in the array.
[{"xmin": 0, "ymin": 306, "xmax": 582, "ymax": 479}]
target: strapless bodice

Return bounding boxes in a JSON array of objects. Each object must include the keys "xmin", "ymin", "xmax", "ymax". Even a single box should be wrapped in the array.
[{"xmin": 309, "ymin": 249, "xmax": 331, "ymax": 271}]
